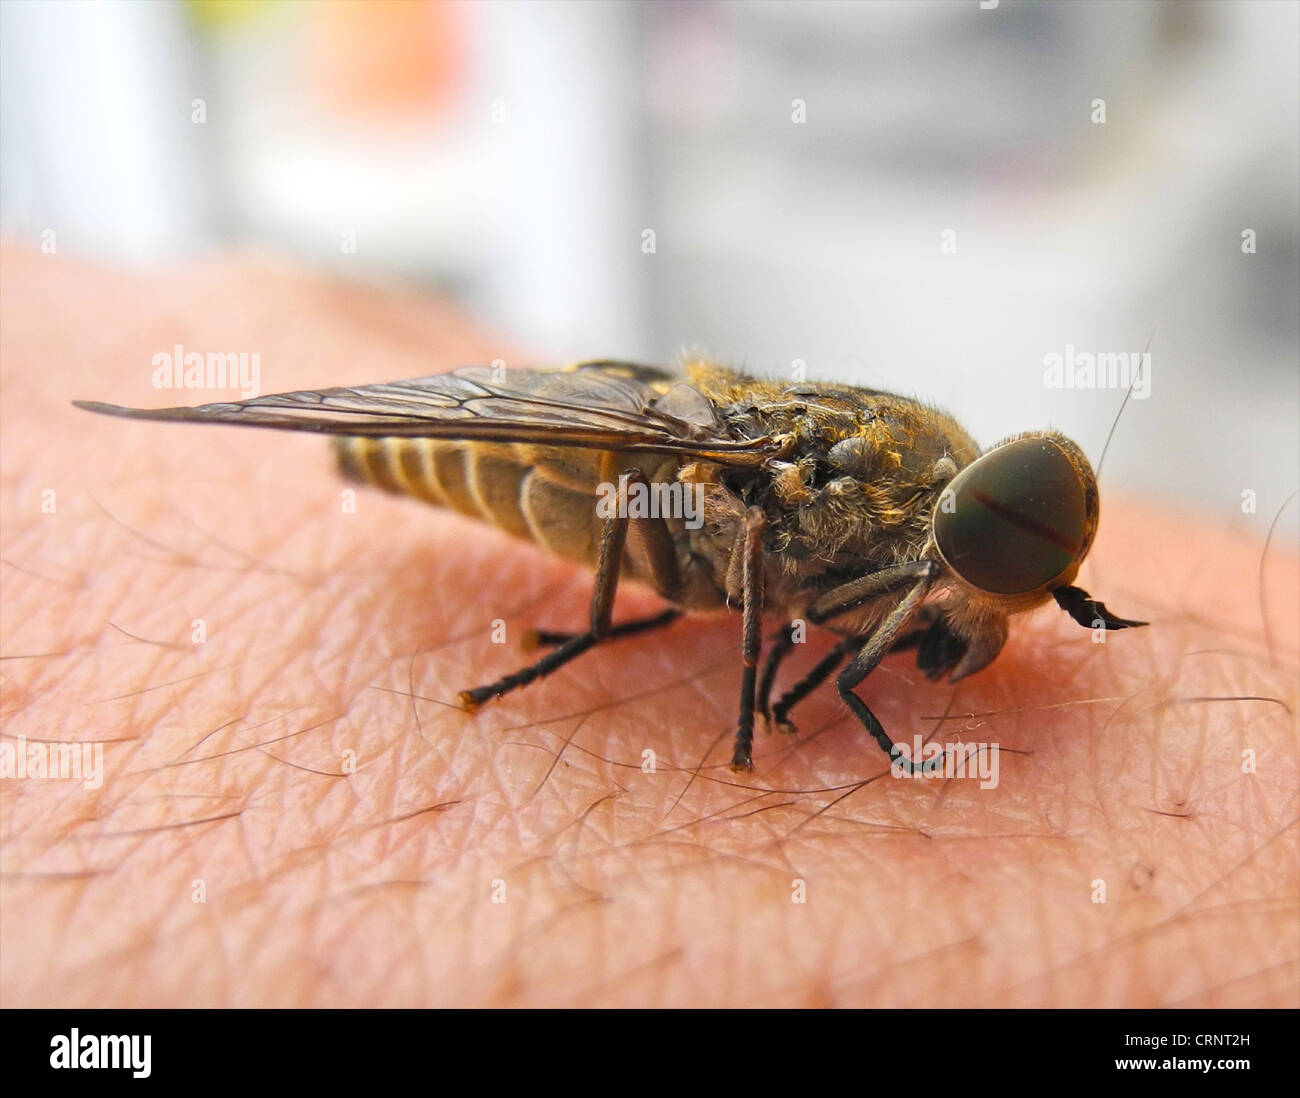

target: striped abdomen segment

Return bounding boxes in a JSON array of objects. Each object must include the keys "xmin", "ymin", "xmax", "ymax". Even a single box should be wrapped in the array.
[{"xmin": 334, "ymin": 436, "xmax": 624, "ymax": 568}]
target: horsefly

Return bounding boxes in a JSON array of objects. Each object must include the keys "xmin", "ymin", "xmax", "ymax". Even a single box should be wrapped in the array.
[{"xmin": 75, "ymin": 359, "xmax": 1146, "ymax": 773}]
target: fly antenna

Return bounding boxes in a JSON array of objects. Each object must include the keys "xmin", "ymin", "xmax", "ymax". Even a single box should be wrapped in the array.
[{"xmin": 1094, "ymin": 326, "xmax": 1155, "ymax": 481}]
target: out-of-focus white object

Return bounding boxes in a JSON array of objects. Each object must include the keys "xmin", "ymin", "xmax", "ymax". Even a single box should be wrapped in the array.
[
  {"xmin": 1, "ymin": 0, "xmax": 1294, "ymax": 536},
  {"xmin": 0, "ymin": 0, "xmax": 212, "ymax": 261}
]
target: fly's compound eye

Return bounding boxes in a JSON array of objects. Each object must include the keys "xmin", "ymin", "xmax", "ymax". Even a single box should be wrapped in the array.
[{"xmin": 933, "ymin": 437, "xmax": 1089, "ymax": 596}]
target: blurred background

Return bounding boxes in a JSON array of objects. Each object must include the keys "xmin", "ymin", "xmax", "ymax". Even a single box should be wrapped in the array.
[{"xmin": 2, "ymin": 0, "xmax": 1296, "ymax": 536}]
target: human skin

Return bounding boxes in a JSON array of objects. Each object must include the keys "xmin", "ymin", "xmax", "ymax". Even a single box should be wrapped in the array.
[{"xmin": 1, "ymin": 246, "xmax": 1297, "ymax": 1007}]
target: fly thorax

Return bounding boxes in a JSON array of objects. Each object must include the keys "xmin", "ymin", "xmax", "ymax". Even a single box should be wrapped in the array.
[{"xmin": 793, "ymin": 476, "xmax": 880, "ymax": 557}]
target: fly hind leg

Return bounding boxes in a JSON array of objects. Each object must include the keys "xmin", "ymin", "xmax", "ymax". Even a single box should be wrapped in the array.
[
  {"xmin": 457, "ymin": 470, "xmax": 682, "ymax": 710},
  {"xmin": 523, "ymin": 608, "xmax": 681, "ymax": 651}
]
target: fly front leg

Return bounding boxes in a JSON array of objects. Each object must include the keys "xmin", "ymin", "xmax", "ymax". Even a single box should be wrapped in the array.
[
  {"xmin": 766, "ymin": 614, "xmax": 955, "ymax": 736},
  {"xmin": 768, "ymin": 635, "xmax": 858, "ymax": 735},
  {"xmin": 459, "ymin": 469, "xmax": 674, "ymax": 709},
  {"xmin": 729, "ymin": 507, "xmax": 767, "ymax": 771},
  {"xmin": 833, "ymin": 560, "xmax": 945, "ymax": 774},
  {"xmin": 756, "ymin": 622, "xmax": 797, "ymax": 727},
  {"xmin": 766, "ymin": 561, "xmax": 942, "ymax": 736}
]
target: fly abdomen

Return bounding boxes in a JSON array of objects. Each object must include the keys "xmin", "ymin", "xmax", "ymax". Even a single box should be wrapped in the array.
[
  {"xmin": 333, "ymin": 436, "xmax": 591, "ymax": 559},
  {"xmin": 335, "ymin": 436, "xmax": 446, "ymax": 504}
]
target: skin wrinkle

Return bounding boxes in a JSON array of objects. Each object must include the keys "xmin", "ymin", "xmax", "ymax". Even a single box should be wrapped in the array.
[{"xmin": 2, "ymin": 248, "xmax": 1298, "ymax": 1007}]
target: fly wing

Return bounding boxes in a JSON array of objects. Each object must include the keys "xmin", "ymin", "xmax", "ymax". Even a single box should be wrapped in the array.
[{"xmin": 75, "ymin": 360, "xmax": 781, "ymax": 466}]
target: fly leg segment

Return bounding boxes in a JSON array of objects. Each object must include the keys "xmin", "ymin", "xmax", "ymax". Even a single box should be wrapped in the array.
[
  {"xmin": 524, "ymin": 608, "xmax": 681, "ymax": 650},
  {"xmin": 759, "ymin": 562, "xmax": 940, "ymax": 739},
  {"xmin": 763, "ymin": 612, "xmax": 966, "ymax": 735},
  {"xmin": 810, "ymin": 560, "xmax": 944, "ymax": 773},
  {"xmin": 754, "ymin": 618, "xmax": 899, "ymax": 728},
  {"xmin": 458, "ymin": 469, "xmax": 683, "ymax": 709},
  {"xmin": 755, "ymin": 622, "xmax": 797, "ymax": 727},
  {"xmin": 729, "ymin": 507, "xmax": 768, "ymax": 771},
  {"xmin": 767, "ymin": 635, "xmax": 859, "ymax": 734}
]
